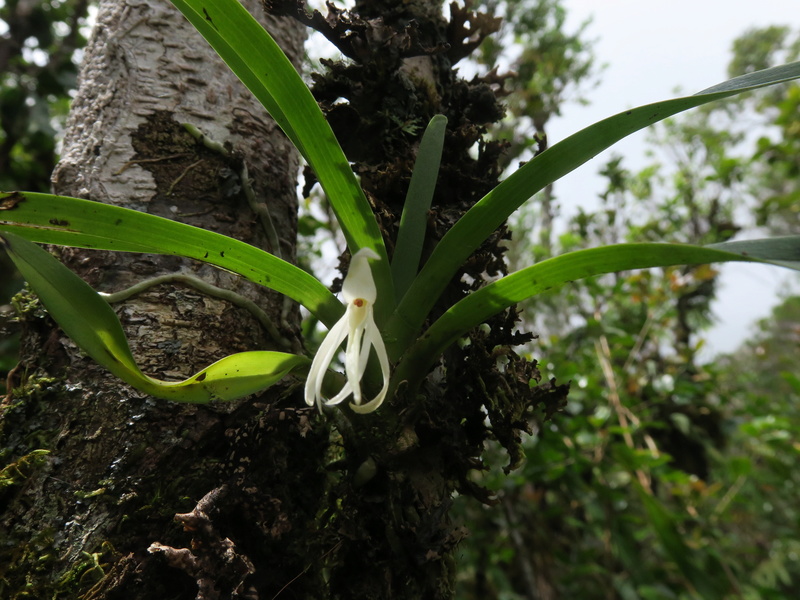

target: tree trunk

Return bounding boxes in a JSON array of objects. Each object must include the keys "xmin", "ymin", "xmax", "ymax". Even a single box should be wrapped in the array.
[{"xmin": 0, "ymin": 1, "xmax": 324, "ymax": 598}]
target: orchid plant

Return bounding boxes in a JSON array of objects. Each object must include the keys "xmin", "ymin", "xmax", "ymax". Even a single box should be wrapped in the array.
[{"xmin": 1, "ymin": 0, "xmax": 800, "ymax": 411}]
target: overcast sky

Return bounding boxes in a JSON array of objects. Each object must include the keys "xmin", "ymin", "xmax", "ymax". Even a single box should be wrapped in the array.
[{"xmin": 545, "ymin": 0, "xmax": 799, "ymax": 357}]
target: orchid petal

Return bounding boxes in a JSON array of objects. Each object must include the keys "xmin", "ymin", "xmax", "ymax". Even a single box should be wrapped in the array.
[
  {"xmin": 344, "ymin": 304, "xmax": 369, "ymax": 404},
  {"xmin": 326, "ymin": 380, "xmax": 354, "ymax": 406},
  {"xmin": 349, "ymin": 312, "xmax": 391, "ymax": 414},
  {"xmin": 304, "ymin": 312, "xmax": 349, "ymax": 409}
]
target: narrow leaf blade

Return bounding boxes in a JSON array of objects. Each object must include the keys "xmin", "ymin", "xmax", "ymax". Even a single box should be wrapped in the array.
[
  {"xmin": 394, "ymin": 239, "xmax": 800, "ymax": 383},
  {"xmin": 636, "ymin": 486, "xmax": 726, "ymax": 599},
  {"xmin": 0, "ymin": 191, "xmax": 343, "ymax": 326},
  {"xmin": 1, "ymin": 231, "xmax": 308, "ymax": 403},
  {"xmin": 1, "ymin": 231, "xmax": 143, "ymax": 378},
  {"xmin": 392, "ymin": 115, "xmax": 447, "ymax": 302},
  {"xmin": 707, "ymin": 235, "xmax": 800, "ymax": 269},
  {"xmin": 157, "ymin": 351, "xmax": 309, "ymax": 403}
]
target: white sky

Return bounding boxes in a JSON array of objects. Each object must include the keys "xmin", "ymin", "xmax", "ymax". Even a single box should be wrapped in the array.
[{"xmin": 547, "ymin": 0, "xmax": 800, "ymax": 357}]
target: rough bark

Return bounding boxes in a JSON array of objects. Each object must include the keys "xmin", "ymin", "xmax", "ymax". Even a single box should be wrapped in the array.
[{"xmin": 0, "ymin": 1, "xmax": 325, "ymax": 598}]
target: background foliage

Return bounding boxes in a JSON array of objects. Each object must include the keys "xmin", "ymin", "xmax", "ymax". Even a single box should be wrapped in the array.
[{"xmin": 453, "ymin": 10, "xmax": 800, "ymax": 598}]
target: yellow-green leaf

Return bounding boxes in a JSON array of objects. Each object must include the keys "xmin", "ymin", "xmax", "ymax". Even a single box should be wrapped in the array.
[{"xmin": 1, "ymin": 231, "xmax": 308, "ymax": 403}]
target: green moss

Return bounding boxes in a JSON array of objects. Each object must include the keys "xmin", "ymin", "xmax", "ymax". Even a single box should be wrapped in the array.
[
  {"xmin": 7, "ymin": 371, "xmax": 60, "ymax": 406},
  {"xmin": 0, "ymin": 449, "xmax": 50, "ymax": 491},
  {"xmin": 0, "ymin": 369, "xmax": 61, "ymax": 445},
  {"xmin": 73, "ymin": 487, "xmax": 107, "ymax": 500},
  {"xmin": 10, "ymin": 286, "xmax": 45, "ymax": 319},
  {"xmin": 55, "ymin": 549, "xmax": 108, "ymax": 594},
  {"xmin": 0, "ymin": 527, "xmax": 57, "ymax": 600}
]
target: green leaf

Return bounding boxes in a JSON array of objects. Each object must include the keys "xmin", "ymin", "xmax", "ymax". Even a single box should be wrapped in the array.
[
  {"xmin": 388, "ymin": 61, "xmax": 800, "ymax": 355},
  {"xmin": 636, "ymin": 486, "xmax": 726, "ymax": 599},
  {"xmin": 393, "ymin": 238, "xmax": 800, "ymax": 384},
  {"xmin": 168, "ymin": 0, "xmax": 394, "ymax": 318},
  {"xmin": 707, "ymin": 235, "xmax": 800, "ymax": 269},
  {"xmin": 392, "ymin": 115, "xmax": 447, "ymax": 302},
  {"xmin": 0, "ymin": 191, "xmax": 343, "ymax": 327},
  {"xmin": 0, "ymin": 231, "xmax": 308, "ymax": 403}
]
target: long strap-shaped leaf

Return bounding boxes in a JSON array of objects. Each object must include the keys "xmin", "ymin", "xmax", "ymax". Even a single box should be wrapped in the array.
[
  {"xmin": 391, "ymin": 115, "xmax": 447, "ymax": 303},
  {"xmin": 706, "ymin": 236, "xmax": 800, "ymax": 269},
  {"xmin": 0, "ymin": 191, "xmax": 343, "ymax": 326},
  {"xmin": 169, "ymin": 0, "xmax": 394, "ymax": 318},
  {"xmin": 392, "ymin": 238, "xmax": 800, "ymax": 387},
  {"xmin": 386, "ymin": 61, "xmax": 800, "ymax": 356},
  {"xmin": 1, "ymin": 232, "xmax": 309, "ymax": 403}
]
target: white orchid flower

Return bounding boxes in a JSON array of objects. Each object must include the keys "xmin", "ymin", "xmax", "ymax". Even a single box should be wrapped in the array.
[{"xmin": 305, "ymin": 248, "xmax": 391, "ymax": 414}]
